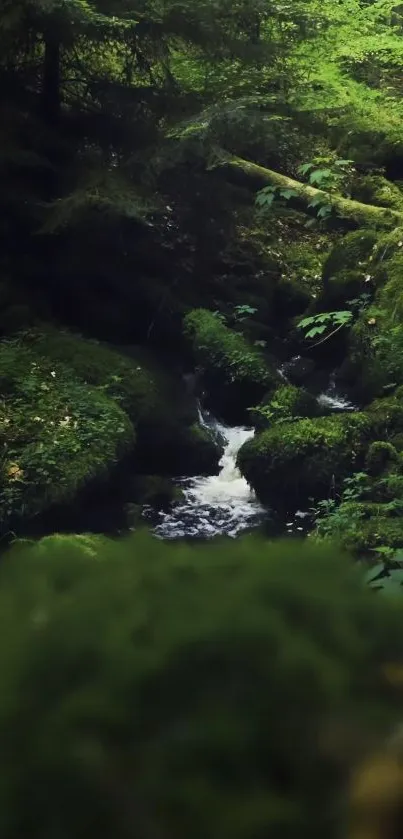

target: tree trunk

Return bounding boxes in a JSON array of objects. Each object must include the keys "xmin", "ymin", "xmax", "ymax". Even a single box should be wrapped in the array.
[
  {"xmin": 210, "ymin": 152, "xmax": 403, "ymax": 228},
  {"xmin": 42, "ymin": 35, "xmax": 60, "ymax": 126}
]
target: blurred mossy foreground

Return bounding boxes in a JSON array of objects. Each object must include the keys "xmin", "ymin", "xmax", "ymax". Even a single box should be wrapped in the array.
[{"xmin": 1, "ymin": 532, "xmax": 403, "ymax": 838}]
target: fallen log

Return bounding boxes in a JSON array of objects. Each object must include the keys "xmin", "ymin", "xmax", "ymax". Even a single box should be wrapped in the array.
[{"xmin": 210, "ymin": 152, "xmax": 403, "ymax": 228}]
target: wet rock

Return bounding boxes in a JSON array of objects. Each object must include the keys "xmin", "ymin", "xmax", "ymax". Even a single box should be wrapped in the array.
[{"xmin": 280, "ymin": 355, "xmax": 316, "ymax": 386}]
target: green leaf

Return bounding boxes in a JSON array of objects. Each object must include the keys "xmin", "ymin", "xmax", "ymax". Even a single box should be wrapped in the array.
[
  {"xmin": 279, "ymin": 189, "xmax": 298, "ymax": 200},
  {"xmin": 298, "ymin": 316, "xmax": 317, "ymax": 328},
  {"xmin": 308, "ymin": 196, "xmax": 326, "ymax": 208},
  {"xmin": 364, "ymin": 562, "xmax": 385, "ymax": 583},
  {"xmin": 317, "ymin": 204, "xmax": 332, "ymax": 218},
  {"xmin": 305, "ymin": 325, "xmax": 327, "ymax": 338},
  {"xmin": 298, "ymin": 163, "xmax": 315, "ymax": 176},
  {"xmin": 309, "ymin": 168, "xmax": 334, "ymax": 184},
  {"xmin": 388, "ymin": 570, "xmax": 403, "ymax": 583}
]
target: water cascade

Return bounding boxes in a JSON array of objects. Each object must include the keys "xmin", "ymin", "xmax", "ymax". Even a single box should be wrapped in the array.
[{"xmin": 146, "ymin": 406, "xmax": 264, "ymax": 539}]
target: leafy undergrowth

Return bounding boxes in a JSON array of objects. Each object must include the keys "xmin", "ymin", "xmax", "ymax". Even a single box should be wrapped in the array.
[
  {"xmin": 1, "ymin": 531, "xmax": 403, "ymax": 838},
  {"xmin": 0, "ymin": 337, "xmax": 134, "ymax": 526}
]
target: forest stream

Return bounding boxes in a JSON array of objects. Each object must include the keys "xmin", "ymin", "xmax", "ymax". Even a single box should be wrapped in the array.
[
  {"xmin": 142, "ymin": 374, "xmax": 356, "ymax": 541},
  {"xmin": 144, "ymin": 404, "xmax": 265, "ymax": 539}
]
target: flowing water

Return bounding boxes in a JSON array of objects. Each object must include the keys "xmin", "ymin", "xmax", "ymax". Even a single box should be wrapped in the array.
[
  {"xmin": 142, "ymin": 372, "xmax": 357, "ymax": 541},
  {"xmin": 144, "ymin": 406, "xmax": 265, "ymax": 540},
  {"xmin": 316, "ymin": 375, "xmax": 356, "ymax": 412}
]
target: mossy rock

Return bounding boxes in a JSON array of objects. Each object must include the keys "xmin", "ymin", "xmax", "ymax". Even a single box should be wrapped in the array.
[
  {"xmin": 22, "ymin": 533, "xmax": 110, "ymax": 560},
  {"xmin": 22, "ymin": 328, "xmax": 160, "ymax": 421},
  {"xmin": 271, "ymin": 277, "xmax": 312, "ymax": 318},
  {"xmin": 0, "ymin": 340, "xmax": 135, "ymax": 529},
  {"xmin": 344, "ymin": 311, "xmax": 396, "ymax": 401},
  {"xmin": 20, "ymin": 329, "xmax": 221, "ymax": 477},
  {"xmin": 128, "ymin": 475, "xmax": 183, "ymax": 510},
  {"xmin": 250, "ymin": 384, "xmax": 319, "ymax": 429},
  {"xmin": 365, "ymin": 441, "xmax": 399, "ymax": 477},
  {"xmin": 321, "ymin": 269, "xmax": 366, "ymax": 308},
  {"xmin": 322, "ymin": 229, "xmax": 378, "ymax": 284},
  {"xmin": 237, "ymin": 413, "xmax": 371, "ymax": 511},
  {"xmin": 133, "ymin": 422, "xmax": 222, "ymax": 477},
  {"xmin": 184, "ymin": 309, "xmax": 280, "ymax": 423},
  {"xmin": 367, "ymin": 391, "xmax": 403, "ymax": 436},
  {"xmin": 351, "ymin": 175, "xmax": 403, "ymax": 212}
]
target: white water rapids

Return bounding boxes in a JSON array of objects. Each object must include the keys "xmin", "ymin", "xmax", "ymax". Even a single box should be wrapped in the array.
[
  {"xmin": 141, "ymin": 373, "xmax": 356, "ymax": 540},
  {"xmin": 146, "ymin": 407, "xmax": 264, "ymax": 539}
]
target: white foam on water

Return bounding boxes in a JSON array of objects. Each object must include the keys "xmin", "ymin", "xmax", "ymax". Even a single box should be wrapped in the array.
[{"xmin": 148, "ymin": 410, "xmax": 264, "ymax": 540}]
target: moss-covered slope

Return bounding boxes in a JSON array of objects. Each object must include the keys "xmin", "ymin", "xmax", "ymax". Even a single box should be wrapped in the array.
[
  {"xmin": 0, "ymin": 339, "xmax": 134, "ymax": 526},
  {"xmin": 184, "ymin": 308, "xmax": 280, "ymax": 423}
]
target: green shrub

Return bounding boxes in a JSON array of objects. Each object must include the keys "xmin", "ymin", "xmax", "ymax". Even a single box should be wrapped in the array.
[{"xmin": 0, "ymin": 531, "xmax": 403, "ymax": 839}]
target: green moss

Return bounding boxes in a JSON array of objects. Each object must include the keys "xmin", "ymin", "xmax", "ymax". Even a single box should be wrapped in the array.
[
  {"xmin": 29, "ymin": 533, "xmax": 110, "ymax": 559},
  {"xmin": 23, "ymin": 328, "xmax": 159, "ymax": 421},
  {"xmin": 19, "ymin": 330, "xmax": 221, "ymax": 477},
  {"xmin": 184, "ymin": 308, "xmax": 280, "ymax": 422},
  {"xmin": 237, "ymin": 413, "xmax": 371, "ymax": 509},
  {"xmin": 322, "ymin": 229, "xmax": 378, "ymax": 283},
  {"xmin": 352, "ymin": 176, "xmax": 403, "ymax": 213},
  {"xmin": 250, "ymin": 384, "xmax": 319, "ymax": 429},
  {"xmin": 1, "ymin": 531, "xmax": 403, "ymax": 839},
  {"xmin": 272, "ymin": 277, "xmax": 311, "ymax": 318},
  {"xmin": 372, "ymin": 227, "xmax": 403, "ymax": 263},
  {"xmin": 367, "ymin": 392, "xmax": 403, "ymax": 436},
  {"xmin": 365, "ymin": 441, "xmax": 399, "ymax": 476},
  {"xmin": 0, "ymin": 340, "xmax": 135, "ymax": 527},
  {"xmin": 321, "ymin": 269, "xmax": 366, "ymax": 308}
]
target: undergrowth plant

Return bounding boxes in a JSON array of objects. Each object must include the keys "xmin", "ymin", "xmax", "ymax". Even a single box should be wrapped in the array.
[{"xmin": 298, "ymin": 310, "xmax": 353, "ymax": 343}]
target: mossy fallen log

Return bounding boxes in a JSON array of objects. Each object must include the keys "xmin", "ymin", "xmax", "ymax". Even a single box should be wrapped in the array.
[{"xmin": 211, "ymin": 153, "xmax": 403, "ymax": 227}]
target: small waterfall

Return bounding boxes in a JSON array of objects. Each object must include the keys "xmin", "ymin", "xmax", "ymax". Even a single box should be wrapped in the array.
[
  {"xmin": 146, "ymin": 407, "xmax": 264, "ymax": 540},
  {"xmin": 316, "ymin": 375, "xmax": 355, "ymax": 412}
]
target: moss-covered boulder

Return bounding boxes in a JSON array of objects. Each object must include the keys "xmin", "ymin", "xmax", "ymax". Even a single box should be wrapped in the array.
[
  {"xmin": 322, "ymin": 229, "xmax": 378, "ymax": 284},
  {"xmin": 250, "ymin": 384, "xmax": 319, "ymax": 429},
  {"xmin": 351, "ymin": 175, "xmax": 403, "ymax": 213},
  {"xmin": 21, "ymin": 329, "xmax": 222, "ymax": 477},
  {"xmin": 365, "ymin": 441, "xmax": 399, "ymax": 477},
  {"xmin": 0, "ymin": 340, "xmax": 135, "ymax": 528},
  {"xmin": 321, "ymin": 269, "xmax": 367, "ymax": 308},
  {"xmin": 237, "ymin": 413, "xmax": 371, "ymax": 511},
  {"xmin": 184, "ymin": 309, "xmax": 280, "ymax": 423}
]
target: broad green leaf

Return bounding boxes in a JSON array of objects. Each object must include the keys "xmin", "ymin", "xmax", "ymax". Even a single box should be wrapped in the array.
[
  {"xmin": 317, "ymin": 204, "xmax": 332, "ymax": 218},
  {"xmin": 305, "ymin": 325, "xmax": 327, "ymax": 338},
  {"xmin": 298, "ymin": 163, "xmax": 315, "ymax": 176},
  {"xmin": 279, "ymin": 189, "xmax": 298, "ymax": 200},
  {"xmin": 309, "ymin": 168, "xmax": 334, "ymax": 184},
  {"xmin": 364, "ymin": 562, "xmax": 385, "ymax": 583}
]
